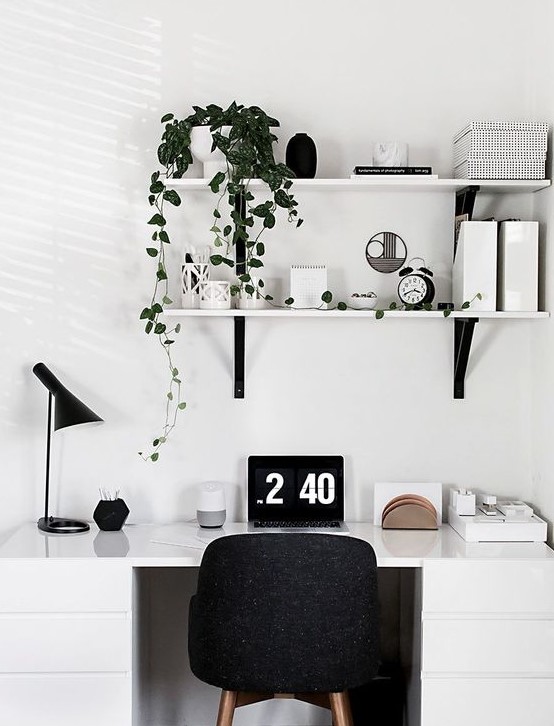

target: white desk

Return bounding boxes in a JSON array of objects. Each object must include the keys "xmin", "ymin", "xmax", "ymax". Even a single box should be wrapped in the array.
[{"xmin": 1, "ymin": 522, "xmax": 553, "ymax": 726}]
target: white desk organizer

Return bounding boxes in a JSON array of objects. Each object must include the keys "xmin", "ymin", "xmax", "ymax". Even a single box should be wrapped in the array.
[{"xmin": 448, "ymin": 490, "xmax": 547, "ymax": 542}]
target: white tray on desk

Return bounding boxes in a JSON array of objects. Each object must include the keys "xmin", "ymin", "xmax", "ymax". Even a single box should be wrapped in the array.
[{"xmin": 448, "ymin": 505, "xmax": 547, "ymax": 542}]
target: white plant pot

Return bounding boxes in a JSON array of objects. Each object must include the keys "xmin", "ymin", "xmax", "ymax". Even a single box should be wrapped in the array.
[
  {"xmin": 236, "ymin": 276, "xmax": 265, "ymax": 309},
  {"xmin": 190, "ymin": 125, "xmax": 231, "ymax": 178}
]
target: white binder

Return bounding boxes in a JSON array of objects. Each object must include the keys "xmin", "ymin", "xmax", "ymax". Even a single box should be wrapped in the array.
[
  {"xmin": 497, "ymin": 221, "xmax": 539, "ymax": 312},
  {"xmin": 452, "ymin": 221, "xmax": 497, "ymax": 311}
]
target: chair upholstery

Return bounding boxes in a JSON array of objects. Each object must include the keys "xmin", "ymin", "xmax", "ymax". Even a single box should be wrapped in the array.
[{"xmin": 188, "ymin": 533, "xmax": 380, "ymax": 694}]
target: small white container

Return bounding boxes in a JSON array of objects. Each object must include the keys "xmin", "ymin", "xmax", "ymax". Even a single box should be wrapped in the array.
[
  {"xmin": 199, "ymin": 281, "xmax": 231, "ymax": 309},
  {"xmin": 373, "ymin": 142, "xmax": 408, "ymax": 167},
  {"xmin": 349, "ymin": 293, "xmax": 377, "ymax": 310}
]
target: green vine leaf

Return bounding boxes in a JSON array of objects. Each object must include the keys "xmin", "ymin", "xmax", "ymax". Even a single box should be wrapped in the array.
[
  {"xmin": 285, "ymin": 297, "xmax": 294, "ymax": 306},
  {"xmin": 160, "ymin": 113, "xmax": 174, "ymax": 123},
  {"xmin": 148, "ymin": 213, "xmax": 166, "ymax": 226},
  {"xmin": 140, "ymin": 307, "xmax": 151, "ymax": 320},
  {"xmin": 209, "ymin": 171, "xmax": 226, "ymax": 193},
  {"xmin": 375, "ymin": 310, "xmax": 385, "ymax": 319},
  {"xmin": 150, "ymin": 453, "xmax": 159, "ymax": 462},
  {"xmin": 146, "ymin": 248, "xmax": 158, "ymax": 257},
  {"xmin": 337, "ymin": 302, "xmax": 347, "ymax": 311},
  {"xmin": 163, "ymin": 190, "xmax": 181, "ymax": 206},
  {"xmin": 321, "ymin": 291, "xmax": 333, "ymax": 304}
]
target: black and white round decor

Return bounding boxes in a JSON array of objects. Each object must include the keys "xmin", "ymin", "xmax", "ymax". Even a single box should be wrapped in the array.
[{"xmin": 365, "ymin": 231, "xmax": 407, "ymax": 273}]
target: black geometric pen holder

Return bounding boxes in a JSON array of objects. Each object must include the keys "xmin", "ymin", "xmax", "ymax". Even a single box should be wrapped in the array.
[{"xmin": 93, "ymin": 498, "xmax": 130, "ymax": 531}]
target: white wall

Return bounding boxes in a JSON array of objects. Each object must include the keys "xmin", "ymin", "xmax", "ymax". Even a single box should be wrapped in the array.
[
  {"xmin": 0, "ymin": 1, "xmax": 550, "ymax": 723},
  {"xmin": 529, "ymin": 0, "xmax": 554, "ymax": 538}
]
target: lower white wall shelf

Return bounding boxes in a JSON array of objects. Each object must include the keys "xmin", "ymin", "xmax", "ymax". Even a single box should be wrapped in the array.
[{"xmin": 164, "ymin": 309, "xmax": 548, "ymax": 400}]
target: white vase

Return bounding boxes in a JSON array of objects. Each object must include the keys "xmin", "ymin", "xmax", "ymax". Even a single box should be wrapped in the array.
[
  {"xmin": 236, "ymin": 276, "xmax": 265, "ymax": 309},
  {"xmin": 190, "ymin": 125, "xmax": 231, "ymax": 178}
]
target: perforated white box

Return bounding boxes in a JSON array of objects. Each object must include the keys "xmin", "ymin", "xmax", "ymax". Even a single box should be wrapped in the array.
[{"xmin": 453, "ymin": 121, "xmax": 548, "ymax": 179}]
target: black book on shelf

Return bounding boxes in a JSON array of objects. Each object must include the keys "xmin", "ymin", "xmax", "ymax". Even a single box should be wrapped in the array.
[{"xmin": 353, "ymin": 166, "xmax": 434, "ymax": 175}]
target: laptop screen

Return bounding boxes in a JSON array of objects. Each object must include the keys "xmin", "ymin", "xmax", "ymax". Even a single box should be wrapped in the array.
[{"xmin": 247, "ymin": 455, "xmax": 344, "ymax": 522}]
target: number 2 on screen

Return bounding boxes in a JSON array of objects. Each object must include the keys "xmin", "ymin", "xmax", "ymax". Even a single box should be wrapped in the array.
[
  {"xmin": 299, "ymin": 472, "xmax": 335, "ymax": 505},
  {"xmin": 265, "ymin": 473, "xmax": 284, "ymax": 504}
]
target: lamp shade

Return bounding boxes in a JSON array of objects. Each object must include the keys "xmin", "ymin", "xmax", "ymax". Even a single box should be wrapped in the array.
[{"xmin": 32, "ymin": 362, "xmax": 103, "ymax": 430}]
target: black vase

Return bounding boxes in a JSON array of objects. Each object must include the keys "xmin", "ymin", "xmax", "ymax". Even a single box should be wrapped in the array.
[
  {"xmin": 93, "ymin": 498, "xmax": 130, "ymax": 531},
  {"xmin": 286, "ymin": 133, "xmax": 317, "ymax": 178}
]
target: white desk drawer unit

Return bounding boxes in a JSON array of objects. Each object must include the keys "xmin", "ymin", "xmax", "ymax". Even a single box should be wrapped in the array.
[
  {"xmin": 0, "ymin": 560, "xmax": 131, "ymax": 612},
  {"xmin": 421, "ymin": 678, "xmax": 553, "ymax": 726},
  {"xmin": 422, "ymin": 619, "xmax": 554, "ymax": 674},
  {"xmin": 0, "ymin": 675, "xmax": 132, "ymax": 726},
  {"xmin": 0, "ymin": 615, "xmax": 131, "ymax": 672},
  {"xmin": 0, "ymin": 559, "xmax": 133, "ymax": 726},
  {"xmin": 422, "ymin": 560, "xmax": 554, "ymax": 613},
  {"xmin": 421, "ymin": 560, "xmax": 554, "ymax": 726}
]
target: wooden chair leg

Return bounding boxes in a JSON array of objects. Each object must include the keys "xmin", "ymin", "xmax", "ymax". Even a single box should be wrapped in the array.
[
  {"xmin": 329, "ymin": 691, "xmax": 353, "ymax": 726},
  {"xmin": 216, "ymin": 690, "xmax": 238, "ymax": 726}
]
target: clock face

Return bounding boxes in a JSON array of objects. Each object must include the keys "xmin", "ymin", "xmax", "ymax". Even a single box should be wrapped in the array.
[
  {"xmin": 398, "ymin": 274, "xmax": 431, "ymax": 305},
  {"xmin": 247, "ymin": 456, "xmax": 344, "ymax": 522}
]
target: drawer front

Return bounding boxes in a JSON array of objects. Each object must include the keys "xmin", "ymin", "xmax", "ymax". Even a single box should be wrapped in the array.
[
  {"xmin": 422, "ymin": 678, "xmax": 554, "ymax": 726},
  {"xmin": 0, "ymin": 616, "xmax": 131, "ymax": 672},
  {"xmin": 0, "ymin": 675, "xmax": 131, "ymax": 726},
  {"xmin": 0, "ymin": 561, "xmax": 131, "ymax": 612},
  {"xmin": 423, "ymin": 619, "xmax": 554, "ymax": 674},
  {"xmin": 423, "ymin": 560, "xmax": 554, "ymax": 613}
]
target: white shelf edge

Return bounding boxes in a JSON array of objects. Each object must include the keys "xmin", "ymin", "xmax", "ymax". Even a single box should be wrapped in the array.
[
  {"xmin": 164, "ymin": 178, "xmax": 551, "ymax": 193},
  {"xmin": 163, "ymin": 309, "xmax": 550, "ymax": 319}
]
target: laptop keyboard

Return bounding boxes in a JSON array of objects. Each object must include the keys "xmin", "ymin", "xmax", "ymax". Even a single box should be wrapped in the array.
[{"xmin": 254, "ymin": 521, "xmax": 341, "ymax": 529}]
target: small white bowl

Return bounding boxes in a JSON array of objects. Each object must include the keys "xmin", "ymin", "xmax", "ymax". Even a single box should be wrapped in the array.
[{"xmin": 349, "ymin": 294, "xmax": 377, "ymax": 310}]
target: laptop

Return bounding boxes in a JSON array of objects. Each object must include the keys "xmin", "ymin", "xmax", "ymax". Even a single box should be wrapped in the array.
[{"xmin": 247, "ymin": 455, "xmax": 348, "ymax": 532}]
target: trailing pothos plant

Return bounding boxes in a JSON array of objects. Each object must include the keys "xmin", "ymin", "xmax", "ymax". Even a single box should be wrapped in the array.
[
  {"xmin": 291, "ymin": 292, "xmax": 484, "ymax": 317},
  {"xmin": 140, "ymin": 102, "xmax": 303, "ymax": 461}
]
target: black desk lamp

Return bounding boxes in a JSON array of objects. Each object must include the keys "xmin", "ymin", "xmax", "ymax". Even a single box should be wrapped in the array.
[{"xmin": 33, "ymin": 362, "xmax": 103, "ymax": 534}]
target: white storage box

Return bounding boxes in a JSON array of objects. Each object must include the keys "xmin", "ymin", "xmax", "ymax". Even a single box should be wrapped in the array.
[
  {"xmin": 453, "ymin": 121, "xmax": 548, "ymax": 179},
  {"xmin": 448, "ymin": 506, "xmax": 547, "ymax": 542},
  {"xmin": 498, "ymin": 221, "xmax": 539, "ymax": 311},
  {"xmin": 453, "ymin": 221, "xmax": 497, "ymax": 311}
]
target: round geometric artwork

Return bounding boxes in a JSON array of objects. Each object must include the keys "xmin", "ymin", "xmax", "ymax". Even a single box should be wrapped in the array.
[{"xmin": 365, "ymin": 231, "xmax": 407, "ymax": 273}]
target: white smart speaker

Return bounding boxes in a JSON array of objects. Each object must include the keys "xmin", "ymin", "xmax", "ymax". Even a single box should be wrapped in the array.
[{"xmin": 197, "ymin": 482, "xmax": 226, "ymax": 528}]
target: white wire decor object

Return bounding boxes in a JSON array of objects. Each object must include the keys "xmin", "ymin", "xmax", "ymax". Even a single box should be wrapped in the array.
[
  {"xmin": 181, "ymin": 262, "xmax": 209, "ymax": 309},
  {"xmin": 199, "ymin": 281, "xmax": 231, "ymax": 310}
]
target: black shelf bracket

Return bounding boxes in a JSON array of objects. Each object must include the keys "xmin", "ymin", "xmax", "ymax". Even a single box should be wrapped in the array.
[
  {"xmin": 233, "ymin": 187, "xmax": 247, "ymax": 399},
  {"xmin": 455, "ymin": 185, "xmax": 481, "ymax": 219},
  {"xmin": 234, "ymin": 315, "xmax": 245, "ymax": 398},
  {"xmin": 454, "ymin": 317, "xmax": 479, "ymax": 399}
]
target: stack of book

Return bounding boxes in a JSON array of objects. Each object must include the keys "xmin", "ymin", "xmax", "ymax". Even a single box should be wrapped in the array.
[
  {"xmin": 453, "ymin": 121, "xmax": 548, "ymax": 180},
  {"xmin": 351, "ymin": 166, "xmax": 437, "ymax": 178}
]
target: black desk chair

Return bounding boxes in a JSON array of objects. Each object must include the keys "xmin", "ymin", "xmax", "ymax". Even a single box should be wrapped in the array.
[{"xmin": 188, "ymin": 533, "xmax": 380, "ymax": 726}]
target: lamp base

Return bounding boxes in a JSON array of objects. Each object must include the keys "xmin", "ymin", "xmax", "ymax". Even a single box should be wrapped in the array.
[{"xmin": 38, "ymin": 516, "xmax": 90, "ymax": 534}]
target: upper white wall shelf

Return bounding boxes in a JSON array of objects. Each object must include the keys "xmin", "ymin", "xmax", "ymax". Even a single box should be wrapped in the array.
[{"xmin": 164, "ymin": 178, "xmax": 551, "ymax": 194}]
